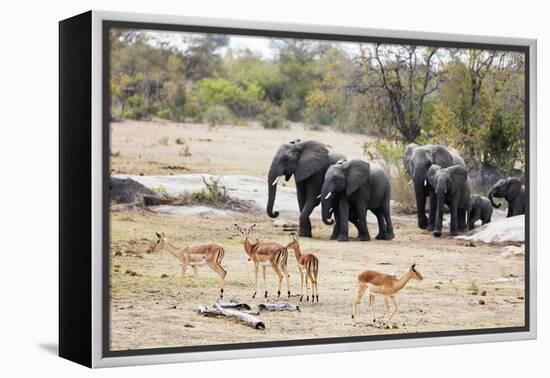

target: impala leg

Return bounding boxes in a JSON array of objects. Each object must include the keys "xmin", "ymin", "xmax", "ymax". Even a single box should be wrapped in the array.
[
  {"xmin": 305, "ymin": 273, "xmax": 310, "ymax": 302},
  {"xmin": 271, "ymin": 263, "xmax": 283, "ymax": 299},
  {"xmin": 192, "ymin": 265, "xmax": 198, "ymax": 279},
  {"xmin": 178, "ymin": 263, "xmax": 188, "ymax": 296},
  {"xmin": 252, "ymin": 262, "xmax": 259, "ymax": 299},
  {"xmin": 262, "ymin": 265, "xmax": 268, "ymax": 298},
  {"xmin": 369, "ymin": 294, "xmax": 377, "ymax": 323},
  {"xmin": 307, "ymin": 270, "xmax": 316, "ymax": 304},
  {"xmin": 208, "ymin": 262, "xmax": 226, "ymax": 299},
  {"xmin": 352, "ymin": 283, "xmax": 367, "ymax": 322},
  {"xmin": 389, "ymin": 296, "xmax": 398, "ymax": 325},
  {"xmin": 383, "ymin": 296, "xmax": 391, "ymax": 328},
  {"xmin": 282, "ymin": 263, "xmax": 290, "ymax": 299},
  {"xmin": 299, "ymin": 268, "xmax": 304, "ymax": 301}
]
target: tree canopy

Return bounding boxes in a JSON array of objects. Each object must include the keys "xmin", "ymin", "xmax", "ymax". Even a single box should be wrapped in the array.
[{"xmin": 110, "ymin": 29, "xmax": 526, "ymax": 179}]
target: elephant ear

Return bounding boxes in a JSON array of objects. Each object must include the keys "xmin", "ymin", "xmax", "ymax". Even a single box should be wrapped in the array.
[
  {"xmin": 431, "ymin": 146, "xmax": 454, "ymax": 168},
  {"xmin": 506, "ymin": 177, "xmax": 522, "ymax": 200},
  {"xmin": 294, "ymin": 141, "xmax": 329, "ymax": 182},
  {"xmin": 451, "ymin": 165, "xmax": 468, "ymax": 185},
  {"xmin": 345, "ymin": 160, "xmax": 370, "ymax": 196},
  {"xmin": 426, "ymin": 164, "xmax": 441, "ymax": 188}
]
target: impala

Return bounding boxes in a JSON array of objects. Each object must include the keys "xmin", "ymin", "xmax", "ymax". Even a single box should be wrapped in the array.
[
  {"xmin": 352, "ymin": 264, "xmax": 423, "ymax": 328},
  {"xmin": 234, "ymin": 224, "xmax": 290, "ymax": 299},
  {"xmin": 153, "ymin": 232, "xmax": 227, "ymax": 298},
  {"xmin": 286, "ymin": 234, "xmax": 319, "ymax": 303}
]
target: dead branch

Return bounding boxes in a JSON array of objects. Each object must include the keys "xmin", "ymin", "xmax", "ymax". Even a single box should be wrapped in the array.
[
  {"xmin": 258, "ymin": 302, "xmax": 301, "ymax": 312},
  {"xmin": 195, "ymin": 303, "xmax": 265, "ymax": 329}
]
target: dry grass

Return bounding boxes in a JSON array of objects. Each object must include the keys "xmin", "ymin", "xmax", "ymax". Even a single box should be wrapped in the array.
[{"xmin": 109, "ymin": 121, "xmax": 525, "ymax": 351}]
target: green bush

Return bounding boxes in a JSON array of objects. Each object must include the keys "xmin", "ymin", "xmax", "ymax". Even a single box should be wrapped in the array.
[
  {"xmin": 203, "ymin": 105, "xmax": 234, "ymax": 127},
  {"xmin": 260, "ymin": 113, "xmax": 288, "ymax": 129},
  {"xmin": 196, "ymin": 78, "xmax": 264, "ymax": 118},
  {"xmin": 122, "ymin": 95, "xmax": 151, "ymax": 119},
  {"xmin": 190, "ymin": 176, "xmax": 231, "ymax": 206},
  {"xmin": 156, "ymin": 108, "xmax": 172, "ymax": 119}
]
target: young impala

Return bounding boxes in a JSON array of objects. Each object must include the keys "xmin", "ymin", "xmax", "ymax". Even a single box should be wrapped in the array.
[
  {"xmin": 352, "ymin": 264, "xmax": 423, "ymax": 328},
  {"xmin": 153, "ymin": 232, "xmax": 227, "ymax": 298},
  {"xmin": 234, "ymin": 224, "xmax": 290, "ymax": 299},
  {"xmin": 286, "ymin": 235, "xmax": 319, "ymax": 303}
]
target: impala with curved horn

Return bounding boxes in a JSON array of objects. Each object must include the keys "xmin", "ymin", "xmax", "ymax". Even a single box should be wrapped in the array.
[
  {"xmin": 352, "ymin": 263, "xmax": 423, "ymax": 328},
  {"xmin": 286, "ymin": 234, "xmax": 319, "ymax": 302},
  {"xmin": 234, "ymin": 224, "xmax": 290, "ymax": 299},
  {"xmin": 153, "ymin": 232, "xmax": 227, "ymax": 298}
]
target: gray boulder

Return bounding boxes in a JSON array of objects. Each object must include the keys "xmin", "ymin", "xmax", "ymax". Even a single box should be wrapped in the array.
[{"xmin": 110, "ymin": 177, "xmax": 166, "ymax": 205}]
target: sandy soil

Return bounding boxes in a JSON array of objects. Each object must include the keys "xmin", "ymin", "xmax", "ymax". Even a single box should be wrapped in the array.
[
  {"xmin": 109, "ymin": 120, "xmax": 525, "ymax": 351},
  {"xmin": 110, "ymin": 119, "xmax": 366, "ymax": 177}
]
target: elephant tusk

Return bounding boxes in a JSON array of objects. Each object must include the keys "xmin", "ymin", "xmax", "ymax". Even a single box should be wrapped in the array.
[
  {"xmin": 407, "ymin": 180, "xmax": 413, "ymax": 186},
  {"xmin": 325, "ymin": 192, "xmax": 332, "ymax": 200},
  {"xmin": 316, "ymin": 194, "xmax": 322, "ymax": 199},
  {"xmin": 424, "ymin": 179, "xmax": 427, "ymax": 187},
  {"xmin": 272, "ymin": 177, "xmax": 280, "ymax": 186}
]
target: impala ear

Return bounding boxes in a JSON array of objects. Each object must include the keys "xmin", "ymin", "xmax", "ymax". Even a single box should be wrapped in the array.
[{"xmin": 155, "ymin": 232, "xmax": 161, "ymax": 239}]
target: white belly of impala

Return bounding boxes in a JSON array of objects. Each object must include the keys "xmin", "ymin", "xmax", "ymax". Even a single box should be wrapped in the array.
[{"xmin": 188, "ymin": 260, "xmax": 207, "ymax": 266}]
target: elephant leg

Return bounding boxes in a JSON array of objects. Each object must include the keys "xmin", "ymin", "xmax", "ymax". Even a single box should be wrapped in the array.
[
  {"xmin": 356, "ymin": 205, "xmax": 370, "ymax": 241},
  {"xmin": 296, "ymin": 181, "xmax": 307, "ymax": 213},
  {"xmin": 457, "ymin": 208, "xmax": 467, "ymax": 232},
  {"xmin": 433, "ymin": 197, "xmax": 444, "ymax": 237},
  {"xmin": 382, "ymin": 194, "xmax": 394, "ymax": 240},
  {"xmin": 469, "ymin": 208, "xmax": 479, "ymax": 230},
  {"xmin": 450, "ymin": 204, "xmax": 459, "ymax": 236},
  {"xmin": 330, "ymin": 216, "xmax": 340, "ymax": 240},
  {"xmin": 427, "ymin": 191, "xmax": 436, "ymax": 231},
  {"xmin": 299, "ymin": 200, "xmax": 316, "ymax": 237},
  {"xmin": 506, "ymin": 203, "xmax": 513, "ymax": 218},
  {"xmin": 337, "ymin": 197, "xmax": 350, "ymax": 242},
  {"xmin": 373, "ymin": 208, "xmax": 386, "ymax": 240}
]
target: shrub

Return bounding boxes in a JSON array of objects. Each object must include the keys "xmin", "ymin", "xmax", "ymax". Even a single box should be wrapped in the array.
[
  {"xmin": 190, "ymin": 176, "xmax": 231, "ymax": 206},
  {"xmin": 203, "ymin": 105, "xmax": 234, "ymax": 127},
  {"xmin": 363, "ymin": 139, "xmax": 416, "ymax": 214},
  {"xmin": 156, "ymin": 108, "xmax": 172, "ymax": 119},
  {"xmin": 258, "ymin": 105, "xmax": 289, "ymax": 129},
  {"xmin": 259, "ymin": 113, "xmax": 289, "ymax": 130},
  {"xmin": 122, "ymin": 95, "xmax": 150, "ymax": 119},
  {"xmin": 151, "ymin": 185, "xmax": 169, "ymax": 197}
]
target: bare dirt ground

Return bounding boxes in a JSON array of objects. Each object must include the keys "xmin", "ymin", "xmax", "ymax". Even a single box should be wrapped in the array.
[{"xmin": 109, "ymin": 120, "xmax": 525, "ymax": 351}]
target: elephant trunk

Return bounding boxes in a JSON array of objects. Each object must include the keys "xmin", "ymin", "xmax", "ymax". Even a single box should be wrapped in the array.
[
  {"xmin": 433, "ymin": 183, "xmax": 445, "ymax": 237},
  {"xmin": 321, "ymin": 197, "xmax": 335, "ymax": 225},
  {"xmin": 413, "ymin": 169, "xmax": 428, "ymax": 229},
  {"xmin": 266, "ymin": 169, "xmax": 280, "ymax": 218},
  {"xmin": 488, "ymin": 187, "xmax": 501, "ymax": 208}
]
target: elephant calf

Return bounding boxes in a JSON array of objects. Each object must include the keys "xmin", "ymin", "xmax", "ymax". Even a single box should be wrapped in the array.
[
  {"xmin": 320, "ymin": 159, "xmax": 394, "ymax": 242},
  {"xmin": 488, "ymin": 177, "xmax": 525, "ymax": 217},
  {"xmin": 468, "ymin": 195, "xmax": 493, "ymax": 230}
]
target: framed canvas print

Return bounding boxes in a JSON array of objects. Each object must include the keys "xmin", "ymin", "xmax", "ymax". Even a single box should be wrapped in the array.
[{"xmin": 59, "ymin": 10, "xmax": 537, "ymax": 368}]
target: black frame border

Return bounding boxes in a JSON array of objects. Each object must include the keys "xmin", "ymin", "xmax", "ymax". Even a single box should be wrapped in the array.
[{"xmin": 101, "ymin": 19, "xmax": 531, "ymax": 359}]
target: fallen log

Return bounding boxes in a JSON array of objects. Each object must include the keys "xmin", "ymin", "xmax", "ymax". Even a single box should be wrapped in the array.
[
  {"xmin": 195, "ymin": 304, "xmax": 265, "ymax": 330},
  {"xmin": 258, "ymin": 302, "xmax": 300, "ymax": 312},
  {"xmin": 216, "ymin": 300, "xmax": 251, "ymax": 311}
]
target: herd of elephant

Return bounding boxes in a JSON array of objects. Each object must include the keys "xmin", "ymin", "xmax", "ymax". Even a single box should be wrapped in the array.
[{"xmin": 266, "ymin": 140, "xmax": 526, "ymax": 240}]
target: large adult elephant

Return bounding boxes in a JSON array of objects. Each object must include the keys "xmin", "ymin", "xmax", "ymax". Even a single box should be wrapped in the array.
[
  {"xmin": 319, "ymin": 159, "xmax": 394, "ymax": 242},
  {"xmin": 488, "ymin": 177, "xmax": 525, "ymax": 217},
  {"xmin": 267, "ymin": 139, "xmax": 345, "ymax": 237},
  {"xmin": 426, "ymin": 164, "xmax": 471, "ymax": 237},
  {"xmin": 403, "ymin": 144, "xmax": 465, "ymax": 230}
]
